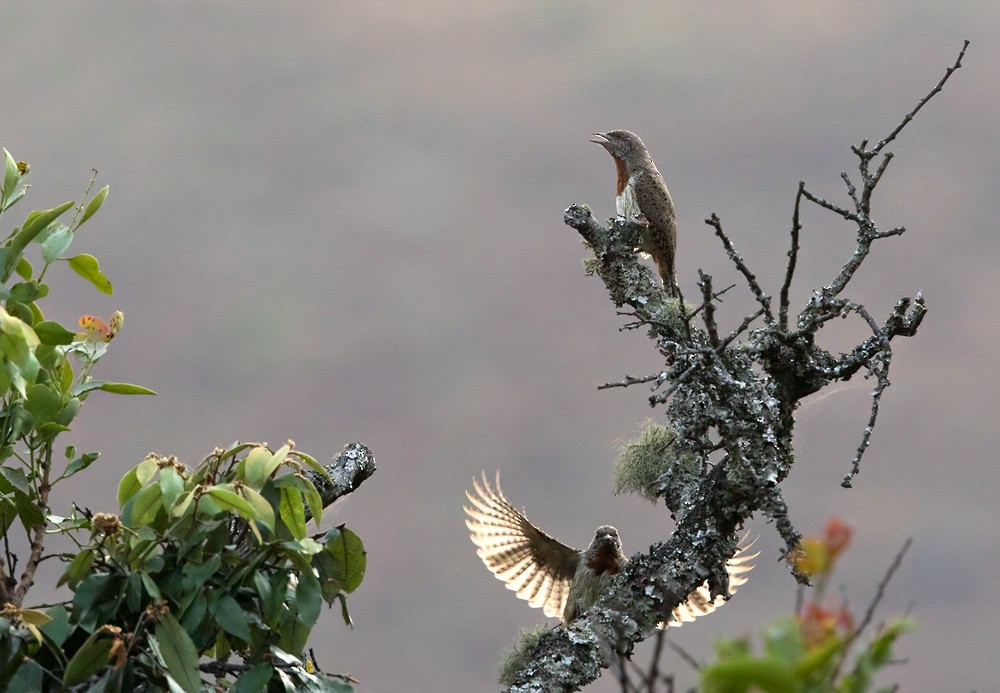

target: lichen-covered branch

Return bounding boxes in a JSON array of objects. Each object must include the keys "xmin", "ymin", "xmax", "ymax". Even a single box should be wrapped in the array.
[
  {"xmin": 305, "ymin": 441, "xmax": 377, "ymax": 512},
  {"xmin": 504, "ymin": 42, "xmax": 965, "ymax": 691}
]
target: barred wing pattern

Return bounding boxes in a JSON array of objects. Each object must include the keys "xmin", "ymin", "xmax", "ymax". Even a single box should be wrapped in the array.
[
  {"xmin": 464, "ymin": 472, "xmax": 758, "ymax": 625},
  {"xmin": 464, "ymin": 473, "xmax": 580, "ymax": 619},
  {"xmin": 666, "ymin": 536, "xmax": 758, "ymax": 628}
]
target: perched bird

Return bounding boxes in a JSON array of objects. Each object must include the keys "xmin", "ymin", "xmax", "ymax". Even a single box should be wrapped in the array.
[
  {"xmin": 464, "ymin": 473, "xmax": 756, "ymax": 626},
  {"xmin": 591, "ymin": 130, "xmax": 679, "ymax": 295}
]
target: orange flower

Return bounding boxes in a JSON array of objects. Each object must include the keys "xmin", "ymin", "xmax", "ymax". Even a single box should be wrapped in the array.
[
  {"xmin": 799, "ymin": 601, "xmax": 853, "ymax": 648},
  {"xmin": 822, "ymin": 518, "xmax": 853, "ymax": 558}
]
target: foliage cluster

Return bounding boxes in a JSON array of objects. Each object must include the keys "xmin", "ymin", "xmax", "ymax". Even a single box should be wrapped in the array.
[
  {"xmin": 701, "ymin": 520, "xmax": 912, "ymax": 693},
  {"xmin": 0, "ymin": 152, "xmax": 367, "ymax": 691}
]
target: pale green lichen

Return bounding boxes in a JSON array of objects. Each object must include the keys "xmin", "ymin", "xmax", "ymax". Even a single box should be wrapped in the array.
[
  {"xmin": 498, "ymin": 623, "xmax": 550, "ymax": 686},
  {"xmin": 613, "ymin": 420, "xmax": 698, "ymax": 507}
]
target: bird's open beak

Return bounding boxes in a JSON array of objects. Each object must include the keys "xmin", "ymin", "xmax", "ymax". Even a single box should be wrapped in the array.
[{"xmin": 590, "ymin": 132, "xmax": 610, "ymax": 146}]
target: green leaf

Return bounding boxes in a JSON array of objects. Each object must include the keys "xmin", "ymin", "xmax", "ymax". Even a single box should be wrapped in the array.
[
  {"xmin": 25, "ymin": 383, "xmax": 65, "ymax": 426},
  {"xmin": 0, "ymin": 466, "xmax": 30, "ymax": 494},
  {"xmin": 277, "ymin": 612, "xmax": 311, "ymax": 657},
  {"xmin": 66, "ymin": 253, "xmax": 113, "ymax": 294},
  {"xmin": 62, "ymin": 632, "xmax": 115, "ymax": 686},
  {"xmin": 56, "ymin": 549, "xmax": 94, "ymax": 589},
  {"xmin": 63, "ymin": 451, "xmax": 99, "ymax": 479},
  {"xmin": 41, "ymin": 224, "xmax": 73, "ymax": 263},
  {"xmin": 179, "ymin": 590, "xmax": 208, "ymax": 634},
  {"xmin": 140, "ymin": 571, "xmax": 163, "ymax": 601},
  {"xmin": 72, "ymin": 379, "xmax": 157, "ymax": 396},
  {"xmin": 5, "ymin": 300, "xmax": 33, "ymax": 325},
  {"xmin": 135, "ymin": 455, "xmax": 158, "ymax": 486},
  {"xmin": 336, "ymin": 592, "xmax": 353, "ymax": 627},
  {"xmin": 2, "ymin": 148, "xmax": 17, "ymax": 202},
  {"xmin": 9, "ymin": 280, "xmax": 47, "ymax": 303},
  {"xmin": 296, "ymin": 449, "xmax": 333, "ymax": 482},
  {"xmin": 869, "ymin": 617, "xmax": 913, "ymax": 666},
  {"xmin": 0, "ymin": 308, "xmax": 40, "ymax": 391},
  {"xmin": 295, "ymin": 569, "xmax": 322, "ymax": 628},
  {"xmin": 159, "ymin": 466, "xmax": 185, "ymax": 509},
  {"xmin": 279, "ymin": 487, "xmax": 306, "ymax": 540},
  {"xmin": 244, "ymin": 445, "xmax": 285, "ymax": 490},
  {"xmin": 240, "ymin": 486, "xmax": 275, "ymax": 532},
  {"xmin": 213, "ymin": 594, "xmax": 252, "ymax": 641},
  {"xmin": 153, "ymin": 612, "xmax": 202, "ymax": 693},
  {"xmin": 40, "ymin": 605, "xmax": 70, "ymax": 646},
  {"xmin": 182, "ymin": 555, "xmax": 222, "ymax": 591},
  {"xmin": 5, "ymin": 201, "xmax": 75, "ymax": 280},
  {"xmin": 257, "ymin": 571, "xmax": 290, "ymax": 627},
  {"xmin": 6, "ymin": 661, "xmax": 45, "ymax": 693},
  {"xmin": 117, "ymin": 467, "xmax": 141, "ymax": 507},
  {"xmin": 54, "ymin": 396, "xmax": 81, "ymax": 426},
  {"xmin": 763, "ymin": 617, "xmax": 804, "ymax": 663},
  {"xmin": 301, "ymin": 476, "xmax": 323, "ymax": 527},
  {"xmin": 79, "ymin": 185, "xmax": 109, "ymax": 227},
  {"xmin": 21, "ymin": 200, "xmax": 75, "ymax": 237},
  {"xmin": 14, "ymin": 257, "xmax": 32, "ymax": 280},
  {"xmin": 795, "ymin": 635, "xmax": 843, "ymax": 678},
  {"xmin": 130, "ymin": 484, "xmax": 164, "ymax": 526},
  {"xmin": 320, "ymin": 526, "xmax": 366, "ymax": 595},
  {"xmin": 701, "ymin": 656, "xmax": 796, "ymax": 693},
  {"xmin": 207, "ymin": 485, "xmax": 256, "ymax": 518},
  {"xmin": 1, "ymin": 187, "xmax": 27, "ymax": 213},
  {"xmin": 57, "ymin": 352, "xmax": 74, "ymax": 392},
  {"xmin": 170, "ymin": 489, "xmax": 194, "ymax": 517},
  {"xmin": 235, "ymin": 664, "xmax": 274, "ymax": 693}
]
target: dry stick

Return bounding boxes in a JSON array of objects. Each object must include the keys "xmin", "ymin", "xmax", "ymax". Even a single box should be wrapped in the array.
[
  {"xmin": 598, "ymin": 372, "xmax": 663, "ymax": 390},
  {"xmin": 643, "ymin": 629, "xmax": 668, "ymax": 691},
  {"xmin": 718, "ymin": 307, "xmax": 766, "ymax": 352},
  {"xmin": 698, "ymin": 271, "xmax": 720, "ymax": 347},
  {"xmin": 779, "ymin": 182, "xmax": 805, "ymax": 331},
  {"xmin": 705, "ymin": 213, "xmax": 775, "ymax": 323},
  {"xmin": 664, "ymin": 635, "xmax": 701, "ymax": 672},
  {"xmin": 830, "ymin": 538, "xmax": 913, "ymax": 681},
  {"xmin": 865, "ymin": 40, "xmax": 969, "ymax": 158},
  {"xmin": 13, "ymin": 446, "xmax": 53, "ymax": 607}
]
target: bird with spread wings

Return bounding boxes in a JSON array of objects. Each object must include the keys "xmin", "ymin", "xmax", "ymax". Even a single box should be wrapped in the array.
[{"xmin": 464, "ymin": 472, "xmax": 756, "ymax": 626}]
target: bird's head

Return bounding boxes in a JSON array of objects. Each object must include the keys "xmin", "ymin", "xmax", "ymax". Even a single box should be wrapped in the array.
[
  {"xmin": 591, "ymin": 130, "xmax": 650, "ymax": 166},
  {"xmin": 588, "ymin": 525, "xmax": 622, "ymax": 552},
  {"xmin": 584, "ymin": 525, "xmax": 626, "ymax": 574}
]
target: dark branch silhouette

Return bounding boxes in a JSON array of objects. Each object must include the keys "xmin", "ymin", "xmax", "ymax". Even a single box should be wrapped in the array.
[{"xmin": 502, "ymin": 41, "xmax": 966, "ymax": 692}]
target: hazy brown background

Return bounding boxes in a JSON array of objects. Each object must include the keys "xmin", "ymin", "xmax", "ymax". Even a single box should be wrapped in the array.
[{"xmin": 2, "ymin": 3, "xmax": 997, "ymax": 691}]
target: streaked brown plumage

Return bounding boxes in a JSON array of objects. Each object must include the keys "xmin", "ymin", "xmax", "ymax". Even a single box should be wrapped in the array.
[
  {"xmin": 591, "ymin": 130, "xmax": 678, "ymax": 296},
  {"xmin": 464, "ymin": 473, "xmax": 756, "ymax": 626}
]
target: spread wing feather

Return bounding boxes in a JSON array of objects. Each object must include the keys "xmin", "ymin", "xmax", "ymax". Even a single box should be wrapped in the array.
[
  {"xmin": 666, "ymin": 535, "xmax": 759, "ymax": 628},
  {"xmin": 464, "ymin": 472, "xmax": 580, "ymax": 618}
]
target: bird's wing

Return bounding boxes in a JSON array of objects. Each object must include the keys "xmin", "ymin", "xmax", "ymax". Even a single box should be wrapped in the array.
[
  {"xmin": 666, "ymin": 535, "xmax": 759, "ymax": 628},
  {"xmin": 464, "ymin": 472, "xmax": 580, "ymax": 619}
]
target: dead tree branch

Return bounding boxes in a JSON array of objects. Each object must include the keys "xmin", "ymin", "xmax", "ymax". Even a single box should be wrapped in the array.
[{"xmin": 503, "ymin": 41, "xmax": 965, "ymax": 691}]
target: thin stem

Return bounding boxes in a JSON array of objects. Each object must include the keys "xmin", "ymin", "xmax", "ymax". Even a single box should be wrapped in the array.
[
  {"xmin": 868, "ymin": 41, "xmax": 968, "ymax": 158},
  {"xmin": 705, "ymin": 213, "xmax": 775, "ymax": 323},
  {"xmin": 779, "ymin": 182, "xmax": 805, "ymax": 330}
]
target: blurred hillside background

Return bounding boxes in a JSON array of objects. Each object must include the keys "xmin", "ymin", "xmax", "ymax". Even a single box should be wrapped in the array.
[{"xmin": 2, "ymin": 3, "xmax": 996, "ymax": 690}]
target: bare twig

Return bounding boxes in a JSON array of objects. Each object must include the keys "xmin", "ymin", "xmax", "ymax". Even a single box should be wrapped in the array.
[
  {"xmin": 13, "ymin": 444, "xmax": 53, "ymax": 607},
  {"xmin": 705, "ymin": 213, "xmax": 775, "ymax": 323},
  {"xmin": 800, "ymin": 186, "xmax": 859, "ymax": 222},
  {"xmin": 829, "ymin": 538, "xmax": 913, "ymax": 681},
  {"xmin": 718, "ymin": 308, "xmax": 765, "ymax": 352},
  {"xmin": 698, "ymin": 271, "xmax": 720, "ymax": 347},
  {"xmin": 599, "ymin": 373, "xmax": 664, "ymax": 391},
  {"xmin": 866, "ymin": 40, "xmax": 968, "ymax": 157},
  {"xmin": 779, "ymin": 182, "xmax": 805, "ymax": 330}
]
